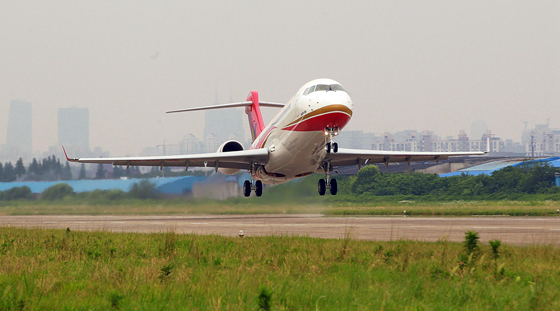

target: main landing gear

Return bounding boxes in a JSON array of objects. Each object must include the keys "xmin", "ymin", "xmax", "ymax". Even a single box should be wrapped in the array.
[
  {"xmin": 318, "ymin": 178, "xmax": 337, "ymax": 196},
  {"xmin": 243, "ymin": 180, "xmax": 263, "ymax": 197},
  {"xmin": 318, "ymin": 162, "xmax": 337, "ymax": 196},
  {"xmin": 324, "ymin": 127, "xmax": 339, "ymax": 154},
  {"xmin": 243, "ymin": 163, "xmax": 263, "ymax": 197}
]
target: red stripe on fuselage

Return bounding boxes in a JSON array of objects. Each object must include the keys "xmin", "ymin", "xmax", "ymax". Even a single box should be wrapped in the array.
[{"xmin": 281, "ymin": 112, "xmax": 351, "ymax": 132}]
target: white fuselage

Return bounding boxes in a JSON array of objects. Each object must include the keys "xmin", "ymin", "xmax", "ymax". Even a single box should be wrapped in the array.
[{"xmin": 251, "ymin": 79, "xmax": 354, "ymax": 185}]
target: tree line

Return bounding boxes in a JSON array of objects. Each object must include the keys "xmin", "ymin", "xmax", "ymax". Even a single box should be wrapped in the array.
[
  {"xmin": 0, "ymin": 156, "xmax": 203, "ymax": 183},
  {"xmin": 0, "ymin": 156, "xmax": 72, "ymax": 182},
  {"xmin": 344, "ymin": 161, "xmax": 560, "ymax": 200},
  {"xmin": 0, "ymin": 180, "xmax": 161, "ymax": 201}
]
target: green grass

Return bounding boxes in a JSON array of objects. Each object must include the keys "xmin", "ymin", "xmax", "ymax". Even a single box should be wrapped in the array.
[
  {"xmin": 325, "ymin": 199, "xmax": 560, "ymax": 216},
  {"xmin": 1, "ymin": 227, "xmax": 560, "ymax": 310},
  {"xmin": 2, "ymin": 197, "xmax": 560, "ymax": 217}
]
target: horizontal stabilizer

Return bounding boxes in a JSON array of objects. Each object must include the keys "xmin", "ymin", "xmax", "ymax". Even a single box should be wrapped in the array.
[{"xmin": 167, "ymin": 101, "xmax": 284, "ymax": 114}]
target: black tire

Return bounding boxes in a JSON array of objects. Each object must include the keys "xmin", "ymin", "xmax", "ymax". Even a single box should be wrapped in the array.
[
  {"xmin": 318, "ymin": 179, "xmax": 326, "ymax": 196},
  {"xmin": 326, "ymin": 142, "xmax": 331, "ymax": 154},
  {"xmin": 333, "ymin": 142, "xmax": 338, "ymax": 153},
  {"xmin": 255, "ymin": 180, "xmax": 263, "ymax": 197},
  {"xmin": 330, "ymin": 178, "xmax": 338, "ymax": 195},
  {"xmin": 243, "ymin": 180, "xmax": 251, "ymax": 197}
]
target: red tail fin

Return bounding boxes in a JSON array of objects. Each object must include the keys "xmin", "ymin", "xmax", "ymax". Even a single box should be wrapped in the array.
[{"xmin": 245, "ymin": 91, "xmax": 265, "ymax": 142}]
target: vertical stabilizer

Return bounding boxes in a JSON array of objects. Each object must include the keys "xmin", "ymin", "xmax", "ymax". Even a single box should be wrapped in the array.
[{"xmin": 245, "ymin": 91, "xmax": 265, "ymax": 142}]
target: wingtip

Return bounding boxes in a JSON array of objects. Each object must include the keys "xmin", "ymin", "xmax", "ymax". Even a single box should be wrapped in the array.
[{"xmin": 62, "ymin": 145, "xmax": 78, "ymax": 162}]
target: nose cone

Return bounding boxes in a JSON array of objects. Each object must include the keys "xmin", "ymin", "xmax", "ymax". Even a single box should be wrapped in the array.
[{"xmin": 282, "ymin": 92, "xmax": 353, "ymax": 132}]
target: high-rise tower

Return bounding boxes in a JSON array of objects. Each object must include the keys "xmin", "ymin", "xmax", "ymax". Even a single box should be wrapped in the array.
[{"xmin": 6, "ymin": 100, "xmax": 32, "ymax": 156}]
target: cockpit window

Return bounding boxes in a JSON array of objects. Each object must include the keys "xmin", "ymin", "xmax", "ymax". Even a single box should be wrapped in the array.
[
  {"xmin": 305, "ymin": 84, "xmax": 346, "ymax": 95},
  {"xmin": 315, "ymin": 84, "xmax": 330, "ymax": 92},
  {"xmin": 330, "ymin": 84, "xmax": 346, "ymax": 92}
]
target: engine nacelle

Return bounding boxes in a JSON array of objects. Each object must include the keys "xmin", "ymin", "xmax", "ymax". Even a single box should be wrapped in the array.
[{"xmin": 216, "ymin": 140, "xmax": 244, "ymax": 175}]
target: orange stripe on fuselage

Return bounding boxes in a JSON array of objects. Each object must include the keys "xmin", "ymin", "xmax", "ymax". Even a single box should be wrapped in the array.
[{"xmin": 281, "ymin": 104, "xmax": 352, "ymax": 132}]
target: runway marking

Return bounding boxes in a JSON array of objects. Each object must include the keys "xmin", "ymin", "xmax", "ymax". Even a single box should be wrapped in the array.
[{"xmin": 190, "ymin": 223, "xmax": 209, "ymax": 225}]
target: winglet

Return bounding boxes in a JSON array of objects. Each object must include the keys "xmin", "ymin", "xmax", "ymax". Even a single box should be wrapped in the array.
[
  {"xmin": 486, "ymin": 137, "xmax": 490, "ymax": 154},
  {"xmin": 62, "ymin": 145, "xmax": 78, "ymax": 162}
]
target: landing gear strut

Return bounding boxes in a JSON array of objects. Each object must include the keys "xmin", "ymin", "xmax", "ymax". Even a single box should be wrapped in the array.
[
  {"xmin": 324, "ymin": 127, "xmax": 339, "ymax": 154},
  {"xmin": 243, "ymin": 163, "xmax": 263, "ymax": 197},
  {"xmin": 318, "ymin": 162, "xmax": 338, "ymax": 196}
]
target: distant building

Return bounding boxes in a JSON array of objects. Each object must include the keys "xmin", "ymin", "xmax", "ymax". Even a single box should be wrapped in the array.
[
  {"xmin": 205, "ymin": 134, "xmax": 221, "ymax": 153},
  {"xmin": 523, "ymin": 122, "xmax": 560, "ymax": 157},
  {"xmin": 337, "ymin": 130, "xmax": 379, "ymax": 149},
  {"xmin": 369, "ymin": 128, "xmax": 515, "ymax": 156},
  {"xmin": 6, "ymin": 100, "xmax": 32, "ymax": 159},
  {"xmin": 58, "ymin": 108, "xmax": 89, "ymax": 150},
  {"xmin": 179, "ymin": 133, "xmax": 202, "ymax": 154}
]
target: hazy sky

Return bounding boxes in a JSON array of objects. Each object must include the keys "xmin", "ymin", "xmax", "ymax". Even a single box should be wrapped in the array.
[{"xmin": 1, "ymin": 1, "xmax": 558, "ymax": 156}]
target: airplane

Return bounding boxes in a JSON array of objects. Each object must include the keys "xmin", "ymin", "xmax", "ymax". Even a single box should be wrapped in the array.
[{"xmin": 64, "ymin": 78, "xmax": 487, "ymax": 197}]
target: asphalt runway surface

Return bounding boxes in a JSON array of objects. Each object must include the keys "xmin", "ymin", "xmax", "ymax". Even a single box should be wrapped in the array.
[{"xmin": 1, "ymin": 215, "xmax": 560, "ymax": 245}]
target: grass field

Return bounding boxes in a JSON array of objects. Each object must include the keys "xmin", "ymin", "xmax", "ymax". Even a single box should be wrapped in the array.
[
  {"xmin": 2, "ymin": 197, "xmax": 560, "ymax": 217},
  {"xmin": 1, "ymin": 227, "xmax": 559, "ymax": 310}
]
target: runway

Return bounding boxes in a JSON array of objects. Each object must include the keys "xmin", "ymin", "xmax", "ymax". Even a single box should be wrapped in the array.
[{"xmin": 1, "ymin": 214, "xmax": 560, "ymax": 245}]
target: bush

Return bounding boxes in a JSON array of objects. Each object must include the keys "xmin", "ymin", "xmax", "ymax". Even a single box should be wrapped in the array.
[
  {"xmin": 0, "ymin": 186, "xmax": 34, "ymax": 201},
  {"xmin": 129, "ymin": 180, "xmax": 160, "ymax": 199},
  {"xmin": 41, "ymin": 183, "xmax": 74, "ymax": 200}
]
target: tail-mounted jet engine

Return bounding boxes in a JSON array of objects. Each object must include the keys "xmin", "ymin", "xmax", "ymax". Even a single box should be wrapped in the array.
[{"xmin": 216, "ymin": 140, "xmax": 244, "ymax": 175}]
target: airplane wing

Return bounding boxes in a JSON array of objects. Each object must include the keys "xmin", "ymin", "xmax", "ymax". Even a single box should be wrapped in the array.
[
  {"xmin": 63, "ymin": 146, "xmax": 269, "ymax": 171},
  {"xmin": 324, "ymin": 148, "xmax": 487, "ymax": 168}
]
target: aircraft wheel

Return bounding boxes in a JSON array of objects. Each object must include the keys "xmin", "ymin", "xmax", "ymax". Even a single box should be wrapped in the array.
[
  {"xmin": 243, "ymin": 180, "xmax": 251, "ymax": 197},
  {"xmin": 333, "ymin": 142, "xmax": 338, "ymax": 153},
  {"xmin": 330, "ymin": 178, "xmax": 338, "ymax": 195},
  {"xmin": 326, "ymin": 142, "xmax": 331, "ymax": 154},
  {"xmin": 255, "ymin": 180, "xmax": 263, "ymax": 197},
  {"xmin": 318, "ymin": 179, "xmax": 326, "ymax": 196}
]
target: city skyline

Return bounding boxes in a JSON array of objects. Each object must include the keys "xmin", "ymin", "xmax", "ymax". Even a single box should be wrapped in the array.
[{"xmin": 1, "ymin": 97, "xmax": 557, "ymax": 161}]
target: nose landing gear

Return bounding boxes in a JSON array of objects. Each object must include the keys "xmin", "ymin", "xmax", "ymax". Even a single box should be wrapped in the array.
[{"xmin": 324, "ymin": 127, "xmax": 339, "ymax": 154}]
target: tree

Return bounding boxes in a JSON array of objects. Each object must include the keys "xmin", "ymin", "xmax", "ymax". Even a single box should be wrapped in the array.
[
  {"xmin": 351, "ymin": 165, "xmax": 383, "ymax": 194},
  {"xmin": 129, "ymin": 180, "xmax": 160, "ymax": 199},
  {"xmin": 79, "ymin": 164, "xmax": 87, "ymax": 179},
  {"xmin": 113, "ymin": 166, "xmax": 124, "ymax": 179},
  {"xmin": 0, "ymin": 186, "xmax": 33, "ymax": 200},
  {"xmin": 95, "ymin": 163, "xmax": 106, "ymax": 179},
  {"xmin": 14, "ymin": 158, "xmax": 26, "ymax": 178},
  {"xmin": 0, "ymin": 163, "xmax": 3, "ymax": 182},
  {"xmin": 41, "ymin": 183, "xmax": 74, "ymax": 200},
  {"xmin": 61, "ymin": 162, "xmax": 72, "ymax": 180},
  {"xmin": 2, "ymin": 162, "xmax": 16, "ymax": 182},
  {"xmin": 28, "ymin": 158, "xmax": 40, "ymax": 176}
]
